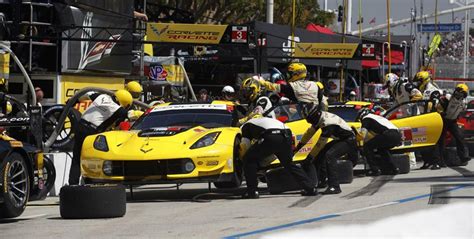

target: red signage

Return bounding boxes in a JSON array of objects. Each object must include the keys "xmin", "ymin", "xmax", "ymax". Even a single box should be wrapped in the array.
[
  {"xmin": 362, "ymin": 44, "xmax": 375, "ymax": 57},
  {"xmin": 231, "ymin": 26, "xmax": 247, "ymax": 43}
]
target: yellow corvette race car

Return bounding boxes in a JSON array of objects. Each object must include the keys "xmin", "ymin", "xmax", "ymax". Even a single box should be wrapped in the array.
[{"xmin": 81, "ymin": 101, "xmax": 244, "ymax": 188}]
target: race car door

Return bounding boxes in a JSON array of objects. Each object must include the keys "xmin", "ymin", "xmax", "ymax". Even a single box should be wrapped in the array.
[{"xmin": 383, "ymin": 100, "xmax": 443, "ymax": 151}]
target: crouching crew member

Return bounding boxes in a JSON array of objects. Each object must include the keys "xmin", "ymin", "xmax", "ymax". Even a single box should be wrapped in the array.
[
  {"xmin": 69, "ymin": 90, "xmax": 133, "ymax": 185},
  {"xmin": 240, "ymin": 116, "xmax": 316, "ymax": 199},
  {"xmin": 295, "ymin": 105, "xmax": 358, "ymax": 194},
  {"xmin": 438, "ymin": 84, "xmax": 471, "ymax": 166},
  {"xmin": 357, "ymin": 108, "xmax": 401, "ymax": 176}
]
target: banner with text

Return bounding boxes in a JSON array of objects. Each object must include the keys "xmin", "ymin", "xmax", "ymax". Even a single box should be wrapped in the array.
[
  {"xmin": 294, "ymin": 43, "xmax": 359, "ymax": 59},
  {"xmin": 147, "ymin": 23, "xmax": 227, "ymax": 44}
]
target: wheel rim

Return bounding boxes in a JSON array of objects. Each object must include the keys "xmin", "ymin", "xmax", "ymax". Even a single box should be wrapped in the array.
[{"xmin": 7, "ymin": 160, "xmax": 29, "ymax": 208}]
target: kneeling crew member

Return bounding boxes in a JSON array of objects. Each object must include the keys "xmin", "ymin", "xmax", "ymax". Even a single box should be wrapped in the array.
[
  {"xmin": 295, "ymin": 105, "xmax": 357, "ymax": 194},
  {"xmin": 69, "ymin": 90, "xmax": 133, "ymax": 185},
  {"xmin": 438, "ymin": 84, "xmax": 470, "ymax": 166},
  {"xmin": 357, "ymin": 108, "xmax": 401, "ymax": 176},
  {"xmin": 240, "ymin": 116, "xmax": 316, "ymax": 198}
]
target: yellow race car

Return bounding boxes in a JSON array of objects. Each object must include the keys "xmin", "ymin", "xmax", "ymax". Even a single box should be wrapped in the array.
[{"xmin": 81, "ymin": 101, "xmax": 243, "ymax": 188}]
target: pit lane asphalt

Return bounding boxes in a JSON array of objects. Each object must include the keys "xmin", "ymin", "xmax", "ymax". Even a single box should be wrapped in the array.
[{"xmin": 1, "ymin": 162, "xmax": 473, "ymax": 239}]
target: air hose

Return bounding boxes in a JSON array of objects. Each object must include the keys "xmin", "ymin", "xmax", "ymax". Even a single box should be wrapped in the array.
[{"xmin": 43, "ymin": 87, "xmax": 150, "ymax": 151}]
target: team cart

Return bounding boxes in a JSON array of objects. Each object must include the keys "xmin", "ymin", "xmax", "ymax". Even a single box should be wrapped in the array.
[{"xmin": 0, "ymin": 44, "xmax": 55, "ymax": 218}]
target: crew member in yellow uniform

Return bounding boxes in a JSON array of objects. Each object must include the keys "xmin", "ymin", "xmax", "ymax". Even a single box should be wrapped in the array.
[{"xmin": 255, "ymin": 63, "xmax": 321, "ymax": 108}]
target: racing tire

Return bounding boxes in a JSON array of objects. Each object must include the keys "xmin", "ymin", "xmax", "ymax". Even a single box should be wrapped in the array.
[
  {"xmin": 444, "ymin": 147, "xmax": 463, "ymax": 166},
  {"xmin": 391, "ymin": 154, "xmax": 410, "ymax": 174},
  {"xmin": 336, "ymin": 159, "xmax": 353, "ymax": 184},
  {"xmin": 42, "ymin": 105, "xmax": 81, "ymax": 151},
  {"xmin": 213, "ymin": 138, "xmax": 243, "ymax": 189},
  {"xmin": 60, "ymin": 184, "xmax": 126, "ymax": 219},
  {"xmin": 266, "ymin": 167, "xmax": 302, "ymax": 194},
  {"xmin": 466, "ymin": 141, "xmax": 474, "ymax": 157},
  {"xmin": 0, "ymin": 153, "xmax": 30, "ymax": 218},
  {"xmin": 29, "ymin": 156, "xmax": 56, "ymax": 201}
]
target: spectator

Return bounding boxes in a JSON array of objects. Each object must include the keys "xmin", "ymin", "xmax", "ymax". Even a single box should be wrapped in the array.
[{"xmin": 35, "ymin": 87, "xmax": 44, "ymax": 106}]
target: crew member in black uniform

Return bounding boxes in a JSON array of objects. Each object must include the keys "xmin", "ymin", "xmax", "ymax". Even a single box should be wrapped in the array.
[
  {"xmin": 437, "ymin": 83, "xmax": 471, "ymax": 166},
  {"xmin": 357, "ymin": 108, "xmax": 401, "ymax": 176},
  {"xmin": 240, "ymin": 116, "xmax": 317, "ymax": 198},
  {"xmin": 295, "ymin": 105, "xmax": 357, "ymax": 194},
  {"xmin": 68, "ymin": 90, "xmax": 133, "ymax": 185}
]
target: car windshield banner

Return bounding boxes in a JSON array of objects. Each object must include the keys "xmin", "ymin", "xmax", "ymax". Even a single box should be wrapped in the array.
[
  {"xmin": 146, "ymin": 23, "xmax": 227, "ymax": 44},
  {"xmin": 294, "ymin": 43, "xmax": 359, "ymax": 59}
]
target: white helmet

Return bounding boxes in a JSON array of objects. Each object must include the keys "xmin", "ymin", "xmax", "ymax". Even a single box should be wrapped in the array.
[
  {"xmin": 385, "ymin": 73, "xmax": 399, "ymax": 89},
  {"xmin": 222, "ymin": 85, "xmax": 235, "ymax": 93}
]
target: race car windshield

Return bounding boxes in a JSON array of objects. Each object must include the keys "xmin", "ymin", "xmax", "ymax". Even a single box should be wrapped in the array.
[
  {"xmin": 328, "ymin": 107, "xmax": 358, "ymax": 122},
  {"xmin": 131, "ymin": 110, "xmax": 233, "ymax": 130}
]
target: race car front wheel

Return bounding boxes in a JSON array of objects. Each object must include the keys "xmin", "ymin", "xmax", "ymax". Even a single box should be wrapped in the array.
[
  {"xmin": 214, "ymin": 138, "xmax": 243, "ymax": 189},
  {"xmin": 0, "ymin": 152, "xmax": 30, "ymax": 218},
  {"xmin": 60, "ymin": 184, "xmax": 126, "ymax": 219}
]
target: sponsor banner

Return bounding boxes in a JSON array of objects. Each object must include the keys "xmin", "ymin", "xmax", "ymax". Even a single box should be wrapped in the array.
[
  {"xmin": 61, "ymin": 75, "xmax": 124, "ymax": 112},
  {"xmin": 294, "ymin": 43, "xmax": 359, "ymax": 58},
  {"xmin": 58, "ymin": 1, "xmax": 133, "ymax": 73},
  {"xmin": 151, "ymin": 104, "xmax": 227, "ymax": 112},
  {"xmin": 147, "ymin": 23, "xmax": 227, "ymax": 44},
  {"xmin": 142, "ymin": 56, "xmax": 185, "ymax": 86}
]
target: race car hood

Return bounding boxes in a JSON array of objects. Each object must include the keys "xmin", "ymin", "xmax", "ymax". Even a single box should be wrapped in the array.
[{"xmin": 82, "ymin": 126, "xmax": 228, "ymax": 160}]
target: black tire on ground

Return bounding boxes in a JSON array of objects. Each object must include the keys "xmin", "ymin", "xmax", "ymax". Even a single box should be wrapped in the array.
[
  {"xmin": 60, "ymin": 184, "xmax": 126, "ymax": 219},
  {"xmin": 391, "ymin": 154, "xmax": 411, "ymax": 174},
  {"xmin": 214, "ymin": 138, "xmax": 243, "ymax": 189},
  {"xmin": 466, "ymin": 141, "xmax": 474, "ymax": 157},
  {"xmin": 336, "ymin": 159, "xmax": 353, "ymax": 184},
  {"xmin": 0, "ymin": 153, "xmax": 30, "ymax": 218},
  {"xmin": 444, "ymin": 147, "xmax": 463, "ymax": 166},
  {"xmin": 265, "ymin": 167, "xmax": 302, "ymax": 194},
  {"xmin": 29, "ymin": 156, "xmax": 56, "ymax": 201},
  {"xmin": 43, "ymin": 105, "xmax": 81, "ymax": 151}
]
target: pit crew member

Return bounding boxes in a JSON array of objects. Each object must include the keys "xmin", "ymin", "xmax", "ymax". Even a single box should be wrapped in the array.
[
  {"xmin": 69, "ymin": 90, "xmax": 133, "ymax": 185},
  {"xmin": 357, "ymin": 108, "xmax": 401, "ymax": 176},
  {"xmin": 240, "ymin": 116, "xmax": 316, "ymax": 199}
]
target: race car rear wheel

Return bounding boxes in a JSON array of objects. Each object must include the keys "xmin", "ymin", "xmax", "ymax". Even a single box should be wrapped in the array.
[
  {"xmin": 29, "ymin": 155, "xmax": 56, "ymax": 201},
  {"xmin": 214, "ymin": 138, "xmax": 243, "ymax": 189},
  {"xmin": 0, "ymin": 152, "xmax": 30, "ymax": 218},
  {"xmin": 60, "ymin": 184, "xmax": 126, "ymax": 219},
  {"xmin": 43, "ymin": 105, "xmax": 81, "ymax": 151}
]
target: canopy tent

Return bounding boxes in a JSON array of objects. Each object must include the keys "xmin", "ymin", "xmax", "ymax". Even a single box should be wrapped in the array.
[{"xmin": 306, "ymin": 23, "xmax": 335, "ymax": 35}]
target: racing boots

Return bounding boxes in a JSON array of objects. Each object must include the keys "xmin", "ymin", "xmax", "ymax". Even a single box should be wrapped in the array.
[
  {"xmin": 323, "ymin": 186, "xmax": 342, "ymax": 195},
  {"xmin": 242, "ymin": 191, "xmax": 259, "ymax": 199},
  {"xmin": 301, "ymin": 187, "xmax": 318, "ymax": 196}
]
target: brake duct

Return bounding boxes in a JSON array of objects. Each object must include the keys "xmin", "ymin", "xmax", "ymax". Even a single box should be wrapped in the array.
[{"xmin": 43, "ymin": 87, "xmax": 150, "ymax": 152}]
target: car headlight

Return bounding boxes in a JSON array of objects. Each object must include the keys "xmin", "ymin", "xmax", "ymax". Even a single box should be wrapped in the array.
[
  {"xmin": 93, "ymin": 135, "xmax": 109, "ymax": 152},
  {"xmin": 190, "ymin": 132, "xmax": 220, "ymax": 149}
]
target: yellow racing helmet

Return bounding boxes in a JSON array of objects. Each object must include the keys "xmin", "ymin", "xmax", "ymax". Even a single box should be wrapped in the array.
[
  {"xmin": 456, "ymin": 83, "xmax": 469, "ymax": 94},
  {"xmin": 241, "ymin": 77, "xmax": 261, "ymax": 101},
  {"xmin": 114, "ymin": 90, "xmax": 133, "ymax": 108},
  {"xmin": 125, "ymin": 81, "xmax": 143, "ymax": 99},
  {"xmin": 287, "ymin": 62, "xmax": 307, "ymax": 82},
  {"xmin": 414, "ymin": 71, "xmax": 430, "ymax": 83}
]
